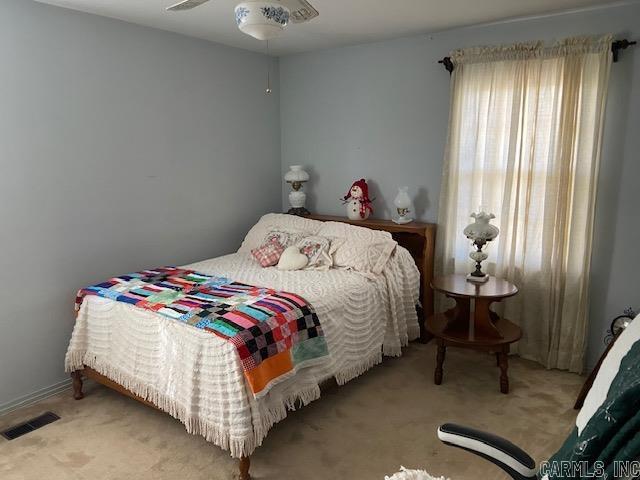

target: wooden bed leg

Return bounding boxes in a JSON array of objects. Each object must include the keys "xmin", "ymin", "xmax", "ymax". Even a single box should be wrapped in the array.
[
  {"xmin": 238, "ymin": 456, "xmax": 251, "ymax": 480},
  {"xmin": 71, "ymin": 370, "xmax": 84, "ymax": 400}
]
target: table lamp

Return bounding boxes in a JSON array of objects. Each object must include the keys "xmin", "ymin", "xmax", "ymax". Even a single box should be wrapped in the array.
[
  {"xmin": 392, "ymin": 186, "xmax": 415, "ymax": 224},
  {"xmin": 284, "ymin": 165, "xmax": 310, "ymax": 216},
  {"xmin": 463, "ymin": 209, "xmax": 499, "ymax": 283}
]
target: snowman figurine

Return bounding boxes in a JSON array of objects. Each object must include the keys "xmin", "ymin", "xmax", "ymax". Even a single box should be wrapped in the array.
[{"xmin": 342, "ymin": 179, "xmax": 373, "ymax": 220}]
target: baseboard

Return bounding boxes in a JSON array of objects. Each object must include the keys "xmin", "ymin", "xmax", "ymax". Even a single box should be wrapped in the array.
[{"xmin": 0, "ymin": 378, "xmax": 72, "ymax": 417}]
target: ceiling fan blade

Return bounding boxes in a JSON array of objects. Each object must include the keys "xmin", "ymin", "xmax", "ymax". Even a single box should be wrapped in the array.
[
  {"xmin": 289, "ymin": 0, "xmax": 319, "ymax": 23},
  {"xmin": 166, "ymin": 0, "xmax": 210, "ymax": 12}
]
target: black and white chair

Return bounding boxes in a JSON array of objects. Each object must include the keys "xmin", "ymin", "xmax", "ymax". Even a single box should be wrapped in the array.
[
  {"xmin": 437, "ymin": 313, "xmax": 640, "ymax": 480},
  {"xmin": 386, "ymin": 313, "xmax": 640, "ymax": 480},
  {"xmin": 437, "ymin": 423, "xmax": 537, "ymax": 479}
]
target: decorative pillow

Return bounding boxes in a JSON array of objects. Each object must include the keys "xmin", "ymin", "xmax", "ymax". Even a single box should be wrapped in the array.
[
  {"xmin": 263, "ymin": 229, "xmax": 303, "ymax": 248},
  {"xmin": 295, "ymin": 235, "xmax": 335, "ymax": 270},
  {"xmin": 276, "ymin": 246, "xmax": 309, "ymax": 271},
  {"xmin": 251, "ymin": 239, "xmax": 285, "ymax": 267},
  {"xmin": 317, "ymin": 221, "xmax": 397, "ymax": 275},
  {"xmin": 238, "ymin": 213, "xmax": 323, "ymax": 253}
]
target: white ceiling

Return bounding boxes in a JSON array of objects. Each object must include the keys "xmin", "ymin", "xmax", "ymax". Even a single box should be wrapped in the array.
[{"xmin": 35, "ymin": 0, "xmax": 624, "ymax": 55}]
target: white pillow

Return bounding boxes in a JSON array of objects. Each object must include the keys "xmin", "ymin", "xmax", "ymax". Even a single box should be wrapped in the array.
[
  {"xmin": 263, "ymin": 229, "xmax": 304, "ymax": 248},
  {"xmin": 277, "ymin": 246, "xmax": 309, "ymax": 271},
  {"xmin": 317, "ymin": 221, "xmax": 397, "ymax": 275},
  {"xmin": 238, "ymin": 213, "xmax": 323, "ymax": 253},
  {"xmin": 296, "ymin": 235, "xmax": 341, "ymax": 270}
]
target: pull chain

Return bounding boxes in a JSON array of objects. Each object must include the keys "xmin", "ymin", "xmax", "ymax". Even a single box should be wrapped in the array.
[{"xmin": 265, "ymin": 40, "xmax": 272, "ymax": 95}]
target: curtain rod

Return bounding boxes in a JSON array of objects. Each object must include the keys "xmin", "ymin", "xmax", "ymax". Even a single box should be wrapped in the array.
[{"xmin": 438, "ymin": 38, "xmax": 637, "ymax": 74}]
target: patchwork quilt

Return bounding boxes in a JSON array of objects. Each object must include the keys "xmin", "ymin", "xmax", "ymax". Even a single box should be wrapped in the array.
[{"xmin": 75, "ymin": 267, "xmax": 328, "ymax": 397}]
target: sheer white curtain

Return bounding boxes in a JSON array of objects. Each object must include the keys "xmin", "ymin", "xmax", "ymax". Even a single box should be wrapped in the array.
[{"xmin": 436, "ymin": 36, "xmax": 612, "ymax": 372}]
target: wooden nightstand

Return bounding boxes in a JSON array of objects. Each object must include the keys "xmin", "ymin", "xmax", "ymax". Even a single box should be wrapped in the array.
[{"xmin": 427, "ymin": 274, "xmax": 522, "ymax": 393}]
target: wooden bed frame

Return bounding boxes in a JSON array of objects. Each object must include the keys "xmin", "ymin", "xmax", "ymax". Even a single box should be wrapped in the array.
[{"xmin": 71, "ymin": 215, "xmax": 436, "ymax": 480}]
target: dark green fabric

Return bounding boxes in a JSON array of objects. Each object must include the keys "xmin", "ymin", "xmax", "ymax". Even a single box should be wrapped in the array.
[{"xmin": 542, "ymin": 339, "xmax": 640, "ymax": 479}]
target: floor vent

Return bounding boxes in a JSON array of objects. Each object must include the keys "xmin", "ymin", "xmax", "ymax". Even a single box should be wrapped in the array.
[{"xmin": 1, "ymin": 412, "xmax": 60, "ymax": 441}]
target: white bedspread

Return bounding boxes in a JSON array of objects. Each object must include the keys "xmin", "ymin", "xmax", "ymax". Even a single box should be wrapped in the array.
[{"xmin": 65, "ymin": 247, "xmax": 420, "ymax": 457}]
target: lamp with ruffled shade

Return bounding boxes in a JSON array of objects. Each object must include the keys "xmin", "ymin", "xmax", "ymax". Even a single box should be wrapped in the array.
[
  {"xmin": 284, "ymin": 165, "xmax": 310, "ymax": 216},
  {"xmin": 463, "ymin": 209, "xmax": 499, "ymax": 283}
]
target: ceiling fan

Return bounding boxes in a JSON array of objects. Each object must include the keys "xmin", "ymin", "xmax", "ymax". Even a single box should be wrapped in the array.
[{"xmin": 166, "ymin": 0, "xmax": 319, "ymax": 41}]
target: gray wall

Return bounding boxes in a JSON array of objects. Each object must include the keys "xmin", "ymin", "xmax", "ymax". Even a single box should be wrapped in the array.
[
  {"xmin": 0, "ymin": 0, "xmax": 281, "ymax": 409},
  {"xmin": 280, "ymin": 2, "xmax": 640, "ymax": 369}
]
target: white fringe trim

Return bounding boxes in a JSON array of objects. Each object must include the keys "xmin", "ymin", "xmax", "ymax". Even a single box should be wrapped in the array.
[
  {"xmin": 253, "ymin": 356, "xmax": 327, "ymax": 400},
  {"xmin": 65, "ymin": 349, "xmax": 86, "ymax": 372},
  {"xmin": 383, "ymin": 344, "xmax": 403, "ymax": 357},
  {"xmin": 250, "ymin": 383, "xmax": 321, "ymax": 449},
  {"xmin": 64, "ymin": 340, "xmax": 398, "ymax": 458},
  {"xmin": 65, "ymin": 351, "xmax": 321, "ymax": 458},
  {"xmin": 333, "ymin": 349, "xmax": 383, "ymax": 385}
]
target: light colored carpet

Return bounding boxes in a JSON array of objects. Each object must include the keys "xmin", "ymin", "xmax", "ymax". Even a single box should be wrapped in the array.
[{"xmin": 0, "ymin": 343, "xmax": 583, "ymax": 480}]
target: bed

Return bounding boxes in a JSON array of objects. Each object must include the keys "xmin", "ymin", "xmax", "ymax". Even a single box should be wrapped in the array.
[{"xmin": 65, "ymin": 213, "xmax": 436, "ymax": 479}]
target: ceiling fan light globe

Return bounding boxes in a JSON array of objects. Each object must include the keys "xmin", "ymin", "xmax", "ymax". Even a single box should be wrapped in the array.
[
  {"xmin": 239, "ymin": 23, "xmax": 284, "ymax": 41},
  {"xmin": 235, "ymin": 2, "xmax": 290, "ymax": 41}
]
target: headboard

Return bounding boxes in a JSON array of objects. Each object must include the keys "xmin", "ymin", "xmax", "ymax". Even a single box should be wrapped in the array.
[{"xmin": 309, "ymin": 214, "xmax": 436, "ymax": 342}]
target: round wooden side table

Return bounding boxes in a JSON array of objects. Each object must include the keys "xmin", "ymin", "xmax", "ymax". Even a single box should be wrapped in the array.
[{"xmin": 426, "ymin": 274, "xmax": 522, "ymax": 394}]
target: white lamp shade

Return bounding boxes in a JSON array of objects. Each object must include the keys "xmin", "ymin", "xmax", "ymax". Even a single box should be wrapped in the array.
[
  {"xmin": 463, "ymin": 211, "xmax": 499, "ymax": 241},
  {"xmin": 235, "ymin": 2, "xmax": 290, "ymax": 41},
  {"xmin": 393, "ymin": 187, "xmax": 412, "ymax": 209},
  {"xmin": 284, "ymin": 165, "xmax": 309, "ymax": 183}
]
